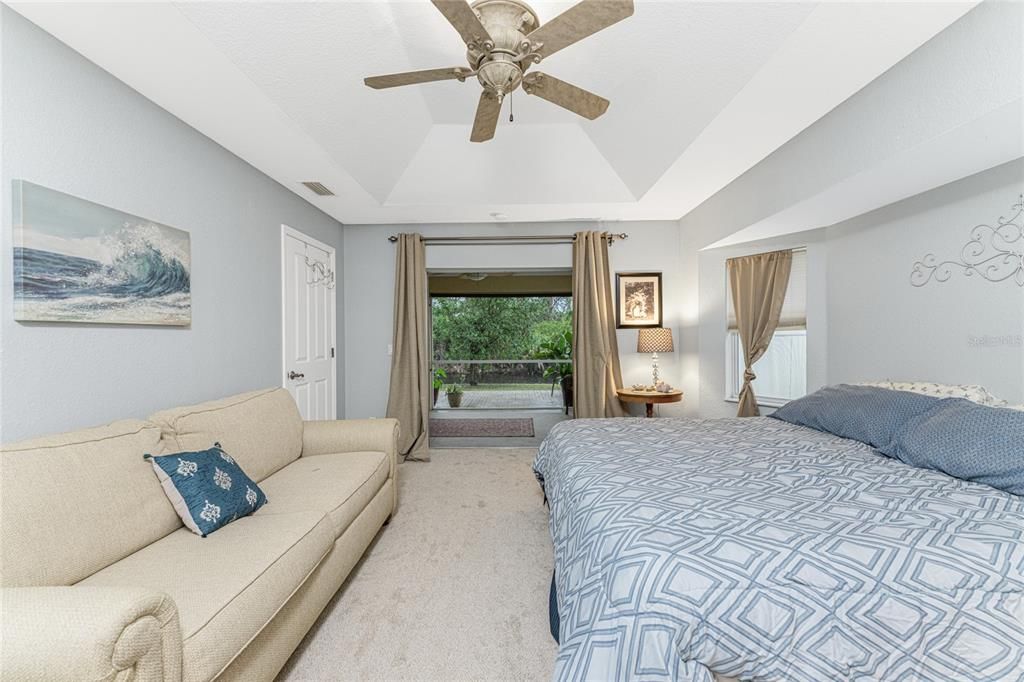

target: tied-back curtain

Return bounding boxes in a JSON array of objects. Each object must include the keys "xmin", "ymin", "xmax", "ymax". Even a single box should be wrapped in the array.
[
  {"xmin": 572, "ymin": 231, "xmax": 627, "ymax": 418},
  {"xmin": 385, "ymin": 233, "xmax": 430, "ymax": 461},
  {"xmin": 727, "ymin": 249, "xmax": 793, "ymax": 418}
]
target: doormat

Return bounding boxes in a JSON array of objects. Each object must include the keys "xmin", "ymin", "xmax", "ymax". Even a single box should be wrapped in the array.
[{"xmin": 430, "ymin": 418, "xmax": 535, "ymax": 438}]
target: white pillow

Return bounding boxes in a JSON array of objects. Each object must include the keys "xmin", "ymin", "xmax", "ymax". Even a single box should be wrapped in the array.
[{"xmin": 856, "ymin": 380, "xmax": 1006, "ymax": 407}]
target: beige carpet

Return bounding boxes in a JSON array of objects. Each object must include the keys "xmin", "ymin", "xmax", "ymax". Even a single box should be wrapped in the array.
[{"xmin": 278, "ymin": 448, "xmax": 557, "ymax": 682}]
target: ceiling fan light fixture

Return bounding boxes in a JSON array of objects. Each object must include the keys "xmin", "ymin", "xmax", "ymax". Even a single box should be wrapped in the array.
[
  {"xmin": 476, "ymin": 59, "xmax": 522, "ymax": 101},
  {"xmin": 364, "ymin": 0, "xmax": 634, "ymax": 142}
]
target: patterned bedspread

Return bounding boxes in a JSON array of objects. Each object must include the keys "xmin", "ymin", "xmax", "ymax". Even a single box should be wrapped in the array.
[{"xmin": 534, "ymin": 417, "xmax": 1024, "ymax": 681}]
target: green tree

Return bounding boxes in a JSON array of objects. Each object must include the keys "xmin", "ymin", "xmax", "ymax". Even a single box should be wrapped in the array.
[
  {"xmin": 430, "ymin": 297, "xmax": 570, "ymax": 384},
  {"xmin": 529, "ymin": 317, "xmax": 572, "ymax": 352},
  {"xmin": 432, "ymin": 296, "xmax": 569, "ymax": 360}
]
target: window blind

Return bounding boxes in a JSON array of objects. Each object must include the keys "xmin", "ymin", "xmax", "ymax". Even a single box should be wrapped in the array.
[{"xmin": 727, "ymin": 248, "xmax": 806, "ymax": 330}]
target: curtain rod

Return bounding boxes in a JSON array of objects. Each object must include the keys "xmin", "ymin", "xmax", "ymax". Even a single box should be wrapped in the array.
[{"xmin": 387, "ymin": 233, "xmax": 628, "ymax": 246}]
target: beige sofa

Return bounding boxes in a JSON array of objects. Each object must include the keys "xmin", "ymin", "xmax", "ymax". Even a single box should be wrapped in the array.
[{"xmin": 0, "ymin": 388, "xmax": 398, "ymax": 682}]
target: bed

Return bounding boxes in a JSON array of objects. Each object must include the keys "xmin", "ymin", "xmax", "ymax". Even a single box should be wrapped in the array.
[{"xmin": 534, "ymin": 414, "xmax": 1024, "ymax": 681}]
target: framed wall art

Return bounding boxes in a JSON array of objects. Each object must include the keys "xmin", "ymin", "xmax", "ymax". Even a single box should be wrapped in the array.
[
  {"xmin": 13, "ymin": 180, "xmax": 191, "ymax": 326},
  {"xmin": 615, "ymin": 271, "xmax": 662, "ymax": 328}
]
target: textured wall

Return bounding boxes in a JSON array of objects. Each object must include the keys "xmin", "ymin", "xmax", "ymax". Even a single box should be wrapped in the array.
[
  {"xmin": 825, "ymin": 160, "xmax": 1023, "ymax": 404},
  {"xmin": 0, "ymin": 9, "xmax": 345, "ymax": 442}
]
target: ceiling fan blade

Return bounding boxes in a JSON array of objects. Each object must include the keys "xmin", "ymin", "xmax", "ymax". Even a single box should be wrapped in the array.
[
  {"xmin": 470, "ymin": 91, "xmax": 502, "ymax": 143},
  {"xmin": 526, "ymin": 0, "xmax": 634, "ymax": 60},
  {"xmin": 522, "ymin": 73, "xmax": 609, "ymax": 120},
  {"xmin": 431, "ymin": 0, "xmax": 493, "ymax": 49},
  {"xmin": 364, "ymin": 67, "xmax": 472, "ymax": 90}
]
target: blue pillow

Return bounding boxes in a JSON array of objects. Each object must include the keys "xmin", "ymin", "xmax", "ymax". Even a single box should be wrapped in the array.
[
  {"xmin": 890, "ymin": 399, "xmax": 1024, "ymax": 496},
  {"xmin": 145, "ymin": 443, "xmax": 267, "ymax": 537},
  {"xmin": 770, "ymin": 384, "xmax": 940, "ymax": 454}
]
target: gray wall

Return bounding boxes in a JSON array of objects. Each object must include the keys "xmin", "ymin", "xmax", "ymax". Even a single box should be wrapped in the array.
[
  {"xmin": 825, "ymin": 159, "xmax": 1023, "ymax": 402},
  {"xmin": 678, "ymin": 1, "xmax": 1022, "ymax": 414},
  {"xmin": 0, "ymin": 9, "xmax": 345, "ymax": 442},
  {"xmin": 343, "ymin": 221, "xmax": 684, "ymax": 419},
  {"xmin": 695, "ymin": 159, "xmax": 1024, "ymax": 418}
]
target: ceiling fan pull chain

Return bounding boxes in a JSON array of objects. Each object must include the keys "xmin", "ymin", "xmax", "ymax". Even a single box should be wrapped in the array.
[{"xmin": 509, "ymin": 92, "xmax": 514, "ymax": 123}]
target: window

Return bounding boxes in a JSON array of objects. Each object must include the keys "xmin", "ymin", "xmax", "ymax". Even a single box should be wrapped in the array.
[
  {"xmin": 429, "ymin": 291, "xmax": 572, "ymax": 410},
  {"xmin": 725, "ymin": 249, "xmax": 807, "ymax": 407}
]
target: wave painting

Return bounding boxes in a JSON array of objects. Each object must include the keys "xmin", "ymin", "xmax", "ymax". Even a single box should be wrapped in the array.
[{"xmin": 13, "ymin": 181, "xmax": 191, "ymax": 325}]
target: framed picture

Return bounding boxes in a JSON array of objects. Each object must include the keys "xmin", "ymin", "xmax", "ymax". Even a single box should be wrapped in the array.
[
  {"xmin": 615, "ymin": 272, "xmax": 662, "ymax": 328},
  {"xmin": 13, "ymin": 180, "xmax": 191, "ymax": 326}
]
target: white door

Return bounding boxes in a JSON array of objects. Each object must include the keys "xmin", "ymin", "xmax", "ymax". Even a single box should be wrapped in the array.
[{"xmin": 282, "ymin": 225, "xmax": 336, "ymax": 420}]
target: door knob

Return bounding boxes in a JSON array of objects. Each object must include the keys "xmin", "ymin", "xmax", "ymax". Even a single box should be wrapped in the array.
[{"xmin": 288, "ymin": 371, "xmax": 305, "ymax": 380}]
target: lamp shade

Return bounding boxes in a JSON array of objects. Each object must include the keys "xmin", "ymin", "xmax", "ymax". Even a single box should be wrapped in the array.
[{"xmin": 637, "ymin": 327, "xmax": 674, "ymax": 353}]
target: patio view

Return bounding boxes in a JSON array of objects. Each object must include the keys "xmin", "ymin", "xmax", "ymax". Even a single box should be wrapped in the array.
[{"xmin": 431, "ymin": 294, "xmax": 572, "ymax": 412}]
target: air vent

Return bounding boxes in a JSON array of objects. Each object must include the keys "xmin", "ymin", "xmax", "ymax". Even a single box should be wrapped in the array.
[{"xmin": 301, "ymin": 181, "xmax": 334, "ymax": 197}]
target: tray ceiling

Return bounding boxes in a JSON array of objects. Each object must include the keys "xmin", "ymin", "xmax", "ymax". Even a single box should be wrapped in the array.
[{"xmin": 10, "ymin": 1, "xmax": 976, "ymax": 224}]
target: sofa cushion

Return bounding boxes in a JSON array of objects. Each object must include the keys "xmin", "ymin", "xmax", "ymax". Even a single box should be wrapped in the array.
[
  {"xmin": 149, "ymin": 388, "xmax": 303, "ymax": 483},
  {"xmin": 146, "ymin": 444, "xmax": 268, "ymax": 536},
  {"xmin": 79, "ymin": 510, "xmax": 333, "ymax": 682},
  {"xmin": 258, "ymin": 451, "xmax": 390, "ymax": 538},
  {"xmin": 0, "ymin": 420, "xmax": 181, "ymax": 587}
]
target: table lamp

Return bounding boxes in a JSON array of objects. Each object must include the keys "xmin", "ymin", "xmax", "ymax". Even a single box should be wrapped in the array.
[{"xmin": 637, "ymin": 327, "xmax": 674, "ymax": 386}]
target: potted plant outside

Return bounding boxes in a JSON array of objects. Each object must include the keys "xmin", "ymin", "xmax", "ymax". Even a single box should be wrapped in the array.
[
  {"xmin": 534, "ymin": 329, "xmax": 573, "ymax": 415},
  {"xmin": 445, "ymin": 383, "xmax": 464, "ymax": 408},
  {"xmin": 558, "ymin": 373, "xmax": 574, "ymax": 415},
  {"xmin": 432, "ymin": 367, "xmax": 447, "ymax": 406}
]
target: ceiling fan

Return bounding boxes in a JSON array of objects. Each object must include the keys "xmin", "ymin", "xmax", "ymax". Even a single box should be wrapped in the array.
[{"xmin": 364, "ymin": 0, "xmax": 634, "ymax": 143}]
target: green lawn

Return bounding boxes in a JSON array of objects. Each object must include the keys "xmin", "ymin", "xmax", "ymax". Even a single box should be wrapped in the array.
[{"xmin": 461, "ymin": 383, "xmax": 551, "ymax": 391}]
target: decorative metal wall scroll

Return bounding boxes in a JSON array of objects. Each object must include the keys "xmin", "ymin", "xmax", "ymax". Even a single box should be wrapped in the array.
[{"xmin": 911, "ymin": 194, "xmax": 1024, "ymax": 287}]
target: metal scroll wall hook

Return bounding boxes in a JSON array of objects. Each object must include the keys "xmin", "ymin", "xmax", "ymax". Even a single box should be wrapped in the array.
[{"xmin": 303, "ymin": 243, "xmax": 336, "ymax": 289}]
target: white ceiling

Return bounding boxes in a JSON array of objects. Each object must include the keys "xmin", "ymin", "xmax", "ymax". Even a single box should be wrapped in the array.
[{"xmin": 11, "ymin": 1, "xmax": 976, "ymax": 225}]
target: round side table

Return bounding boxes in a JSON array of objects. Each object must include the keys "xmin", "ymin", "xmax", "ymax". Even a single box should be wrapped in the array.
[{"xmin": 616, "ymin": 389, "xmax": 683, "ymax": 418}]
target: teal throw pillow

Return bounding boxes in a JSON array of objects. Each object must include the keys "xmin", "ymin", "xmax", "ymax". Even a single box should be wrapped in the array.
[{"xmin": 145, "ymin": 443, "xmax": 267, "ymax": 537}]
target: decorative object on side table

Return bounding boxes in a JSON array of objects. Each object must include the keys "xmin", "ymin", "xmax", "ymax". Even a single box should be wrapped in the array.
[
  {"xmin": 636, "ymin": 327, "xmax": 673, "ymax": 385},
  {"xmin": 631, "ymin": 382, "xmax": 677, "ymax": 393},
  {"xmin": 615, "ymin": 272, "xmax": 662, "ymax": 328},
  {"xmin": 616, "ymin": 387, "xmax": 683, "ymax": 418},
  {"xmin": 13, "ymin": 180, "xmax": 191, "ymax": 325}
]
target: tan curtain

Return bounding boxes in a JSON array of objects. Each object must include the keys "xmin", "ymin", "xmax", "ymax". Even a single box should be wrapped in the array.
[
  {"xmin": 385, "ymin": 234, "xmax": 431, "ymax": 461},
  {"xmin": 572, "ymin": 231, "xmax": 627, "ymax": 418},
  {"xmin": 727, "ymin": 250, "xmax": 793, "ymax": 417}
]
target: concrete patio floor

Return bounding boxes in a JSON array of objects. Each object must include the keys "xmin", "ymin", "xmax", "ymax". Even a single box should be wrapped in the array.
[{"xmin": 434, "ymin": 388, "xmax": 563, "ymax": 410}]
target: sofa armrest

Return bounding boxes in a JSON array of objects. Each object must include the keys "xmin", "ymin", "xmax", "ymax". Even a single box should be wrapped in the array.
[
  {"xmin": 302, "ymin": 418, "xmax": 400, "ymax": 480},
  {"xmin": 1, "ymin": 586, "xmax": 182, "ymax": 682}
]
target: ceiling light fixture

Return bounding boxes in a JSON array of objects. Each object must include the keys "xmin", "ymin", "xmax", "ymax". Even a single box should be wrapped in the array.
[{"xmin": 364, "ymin": 0, "xmax": 634, "ymax": 142}]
